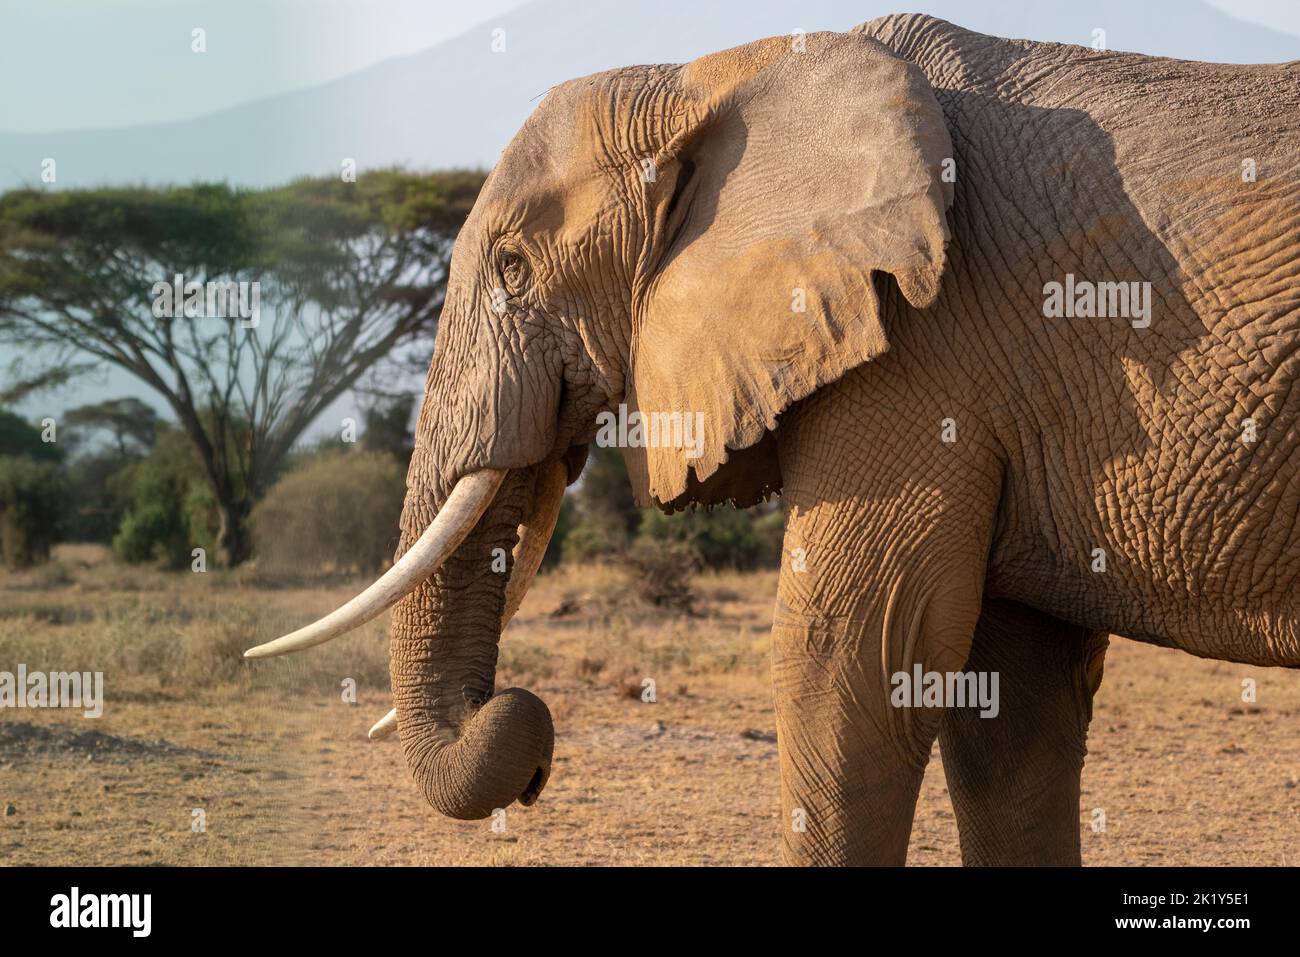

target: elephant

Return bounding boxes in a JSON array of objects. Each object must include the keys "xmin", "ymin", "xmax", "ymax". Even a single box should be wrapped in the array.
[{"xmin": 246, "ymin": 14, "xmax": 1300, "ymax": 865}]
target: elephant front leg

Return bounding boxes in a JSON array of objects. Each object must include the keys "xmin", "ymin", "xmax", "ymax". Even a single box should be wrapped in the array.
[
  {"xmin": 772, "ymin": 615, "xmax": 952, "ymax": 865},
  {"xmin": 773, "ymin": 446, "xmax": 1000, "ymax": 863},
  {"xmin": 770, "ymin": 358, "xmax": 1006, "ymax": 865},
  {"xmin": 939, "ymin": 599, "xmax": 1108, "ymax": 866}
]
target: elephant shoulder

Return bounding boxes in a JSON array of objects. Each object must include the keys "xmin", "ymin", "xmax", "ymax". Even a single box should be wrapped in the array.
[
  {"xmin": 851, "ymin": 14, "xmax": 1034, "ymax": 89},
  {"xmin": 853, "ymin": 13, "xmax": 984, "ymax": 53}
]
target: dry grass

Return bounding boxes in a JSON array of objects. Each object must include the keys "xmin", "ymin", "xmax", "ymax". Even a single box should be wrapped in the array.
[{"xmin": 2, "ymin": 545, "xmax": 1297, "ymax": 865}]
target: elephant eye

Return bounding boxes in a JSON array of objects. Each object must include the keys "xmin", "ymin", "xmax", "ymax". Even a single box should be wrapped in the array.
[{"xmin": 497, "ymin": 248, "xmax": 530, "ymax": 294}]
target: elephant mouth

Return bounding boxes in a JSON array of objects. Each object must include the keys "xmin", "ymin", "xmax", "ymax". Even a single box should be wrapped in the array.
[
  {"xmin": 560, "ymin": 441, "xmax": 590, "ymax": 483},
  {"xmin": 520, "ymin": 765, "xmax": 548, "ymax": 806}
]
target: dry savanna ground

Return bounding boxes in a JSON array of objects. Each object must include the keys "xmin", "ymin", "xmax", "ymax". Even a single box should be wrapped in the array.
[{"xmin": 1, "ymin": 543, "xmax": 1297, "ymax": 866}]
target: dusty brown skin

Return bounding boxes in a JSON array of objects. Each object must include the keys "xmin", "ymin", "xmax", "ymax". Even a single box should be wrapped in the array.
[{"xmin": 383, "ymin": 15, "xmax": 1299, "ymax": 863}]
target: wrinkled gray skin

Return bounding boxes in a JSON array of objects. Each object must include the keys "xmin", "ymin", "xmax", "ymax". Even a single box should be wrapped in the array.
[{"xmin": 388, "ymin": 14, "xmax": 1300, "ymax": 864}]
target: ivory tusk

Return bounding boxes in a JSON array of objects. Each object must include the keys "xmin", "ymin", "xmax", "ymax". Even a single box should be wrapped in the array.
[
  {"xmin": 244, "ymin": 469, "xmax": 506, "ymax": 659},
  {"xmin": 368, "ymin": 709, "xmax": 398, "ymax": 740},
  {"xmin": 501, "ymin": 457, "xmax": 568, "ymax": 627},
  {"xmin": 368, "ymin": 458, "xmax": 569, "ymax": 741}
]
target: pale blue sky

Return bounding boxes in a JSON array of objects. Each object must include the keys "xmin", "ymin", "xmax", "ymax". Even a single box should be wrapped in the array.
[
  {"xmin": 1, "ymin": 0, "xmax": 1296, "ymax": 133},
  {"xmin": 0, "ymin": 0, "xmax": 529, "ymax": 132},
  {"xmin": 1208, "ymin": 0, "xmax": 1300, "ymax": 37}
]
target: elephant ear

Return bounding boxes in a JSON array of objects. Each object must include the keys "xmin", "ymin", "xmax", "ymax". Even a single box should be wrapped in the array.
[{"xmin": 624, "ymin": 31, "xmax": 953, "ymax": 509}]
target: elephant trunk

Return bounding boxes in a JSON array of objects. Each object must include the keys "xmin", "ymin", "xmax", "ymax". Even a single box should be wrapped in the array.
[
  {"xmin": 242, "ymin": 450, "xmax": 573, "ymax": 816},
  {"xmin": 389, "ymin": 466, "xmax": 556, "ymax": 820}
]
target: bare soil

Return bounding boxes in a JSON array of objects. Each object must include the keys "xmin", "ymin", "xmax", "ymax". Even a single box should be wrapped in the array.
[{"xmin": 2, "ymin": 547, "xmax": 1297, "ymax": 865}]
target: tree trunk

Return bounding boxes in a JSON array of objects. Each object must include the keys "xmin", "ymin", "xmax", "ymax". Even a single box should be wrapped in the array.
[{"xmin": 215, "ymin": 496, "xmax": 251, "ymax": 568}]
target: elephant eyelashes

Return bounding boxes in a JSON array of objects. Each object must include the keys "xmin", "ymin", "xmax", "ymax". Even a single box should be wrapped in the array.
[{"xmin": 497, "ymin": 248, "xmax": 530, "ymax": 294}]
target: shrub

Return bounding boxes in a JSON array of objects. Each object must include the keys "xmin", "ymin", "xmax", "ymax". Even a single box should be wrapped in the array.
[
  {"xmin": 556, "ymin": 440, "xmax": 785, "ymax": 570},
  {"xmin": 622, "ymin": 537, "xmax": 700, "ymax": 614},
  {"xmin": 639, "ymin": 501, "xmax": 784, "ymax": 570},
  {"xmin": 113, "ymin": 503, "xmax": 184, "ymax": 565},
  {"xmin": 562, "ymin": 503, "xmax": 632, "ymax": 562},
  {"xmin": 0, "ymin": 411, "xmax": 62, "ymax": 463},
  {"xmin": 112, "ymin": 430, "xmax": 217, "ymax": 567},
  {"xmin": 251, "ymin": 450, "xmax": 405, "ymax": 579},
  {"xmin": 0, "ymin": 455, "xmax": 65, "ymax": 567},
  {"xmin": 62, "ymin": 447, "xmax": 136, "ymax": 544},
  {"xmin": 560, "ymin": 444, "xmax": 638, "ymax": 562}
]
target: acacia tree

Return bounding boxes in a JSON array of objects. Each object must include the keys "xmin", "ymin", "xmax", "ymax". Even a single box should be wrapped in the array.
[
  {"xmin": 63, "ymin": 398, "xmax": 160, "ymax": 456},
  {"xmin": 0, "ymin": 356, "xmax": 95, "ymax": 407},
  {"xmin": 0, "ymin": 169, "xmax": 483, "ymax": 565}
]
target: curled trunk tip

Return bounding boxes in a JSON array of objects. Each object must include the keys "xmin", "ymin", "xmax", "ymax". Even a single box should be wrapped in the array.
[{"xmin": 411, "ymin": 687, "xmax": 555, "ymax": 820}]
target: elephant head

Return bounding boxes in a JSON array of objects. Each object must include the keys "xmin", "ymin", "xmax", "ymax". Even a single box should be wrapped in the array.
[{"xmin": 245, "ymin": 31, "xmax": 953, "ymax": 819}]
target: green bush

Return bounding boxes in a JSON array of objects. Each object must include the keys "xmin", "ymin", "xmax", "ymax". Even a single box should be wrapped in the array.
[
  {"xmin": 552, "ymin": 441, "xmax": 785, "ymax": 571},
  {"xmin": 0, "ymin": 455, "xmax": 65, "ymax": 567},
  {"xmin": 639, "ymin": 501, "xmax": 784, "ymax": 570},
  {"xmin": 61, "ymin": 447, "xmax": 136, "ymax": 543},
  {"xmin": 562, "ymin": 503, "xmax": 632, "ymax": 562},
  {"xmin": 0, "ymin": 410, "xmax": 62, "ymax": 463},
  {"xmin": 113, "ymin": 503, "xmax": 182, "ymax": 564},
  {"xmin": 560, "ymin": 444, "xmax": 637, "ymax": 562},
  {"xmin": 251, "ymin": 450, "xmax": 405, "ymax": 579},
  {"xmin": 112, "ymin": 429, "xmax": 217, "ymax": 567}
]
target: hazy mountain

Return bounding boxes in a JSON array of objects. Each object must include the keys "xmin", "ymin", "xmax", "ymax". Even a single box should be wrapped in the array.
[
  {"xmin": 2, "ymin": 0, "xmax": 1297, "ymax": 192},
  {"xmin": 0, "ymin": 0, "xmax": 529, "ymax": 134}
]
